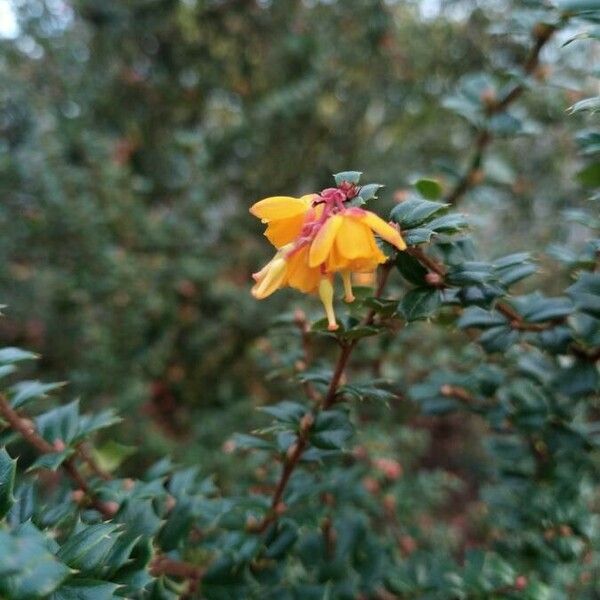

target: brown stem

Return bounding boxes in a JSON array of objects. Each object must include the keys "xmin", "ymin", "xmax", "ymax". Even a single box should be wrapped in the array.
[
  {"xmin": 255, "ymin": 262, "xmax": 394, "ymax": 532},
  {"xmin": 408, "ymin": 246, "xmax": 569, "ymax": 332},
  {"xmin": 149, "ymin": 555, "xmax": 203, "ymax": 580},
  {"xmin": 0, "ymin": 394, "xmax": 116, "ymax": 519},
  {"xmin": 445, "ymin": 23, "xmax": 556, "ymax": 205}
]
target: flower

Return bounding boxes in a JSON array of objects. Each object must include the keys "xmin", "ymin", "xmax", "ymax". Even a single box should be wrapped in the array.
[
  {"xmin": 249, "ymin": 194, "xmax": 315, "ymax": 248},
  {"xmin": 250, "ymin": 180, "xmax": 406, "ymax": 330}
]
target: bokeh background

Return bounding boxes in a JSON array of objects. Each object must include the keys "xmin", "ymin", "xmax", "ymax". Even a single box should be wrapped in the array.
[{"xmin": 0, "ymin": 0, "xmax": 594, "ymax": 478}]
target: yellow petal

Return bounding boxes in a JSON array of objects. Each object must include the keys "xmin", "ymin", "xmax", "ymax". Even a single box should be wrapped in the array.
[
  {"xmin": 360, "ymin": 211, "xmax": 407, "ymax": 250},
  {"xmin": 318, "ymin": 278, "xmax": 338, "ymax": 331},
  {"xmin": 286, "ymin": 246, "xmax": 321, "ymax": 293},
  {"xmin": 264, "ymin": 213, "xmax": 306, "ymax": 247},
  {"xmin": 336, "ymin": 217, "xmax": 376, "ymax": 260},
  {"xmin": 250, "ymin": 195, "xmax": 311, "ymax": 221},
  {"xmin": 309, "ymin": 215, "xmax": 343, "ymax": 268},
  {"xmin": 251, "ymin": 257, "xmax": 287, "ymax": 299}
]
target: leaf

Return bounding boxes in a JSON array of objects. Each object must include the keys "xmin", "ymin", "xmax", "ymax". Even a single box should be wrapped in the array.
[
  {"xmin": 556, "ymin": 0, "xmax": 600, "ymax": 16},
  {"xmin": 446, "ymin": 262, "xmax": 494, "ymax": 286},
  {"xmin": 395, "ymin": 252, "xmax": 428, "ymax": 285},
  {"xmin": 333, "ymin": 171, "xmax": 362, "ymax": 185},
  {"xmin": 0, "ymin": 529, "xmax": 71, "ymax": 598},
  {"xmin": 0, "ymin": 347, "xmax": 38, "ymax": 365},
  {"xmin": 577, "ymin": 162, "xmax": 600, "ymax": 187},
  {"xmin": 76, "ymin": 410, "xmax": 122, "ymax": 439},
  {"xmin": 390, "ymin": 198, "xmax": 449, "ymax": 229},
  {"xmin": 426, "ymin": 213, "xmax": 469, "ymax": 233},
  {"xmin": 399, "ymin": 288, "xmax": 442, "ymax": 321},
  {"xmin": 0, "ymin": 448, "xmax": 17, "ymax": 519},
  {"xmin": 91, "ymin": 440, "xmax": 136, "ymax": 474},
  {"xmin": 403, "ymin": 227, "xmax": 434, "ymax": 245},
  {"xmin": 479, "ymin": 326, "xmax": 519, "ymax": 353},
  {"xmin": 259, "ymin": 401, "xmax": 307, "ymax": 424},
  {"xmin": 27, "ymin": 449, "xmax": 74, "ymax": 473},
  {"xmin": 50, "ymin": 579, "xmax": 121, "ymax": 600},
  {"xmin": 264, "ymin": 522, "xmax": 298, "ymax": 559},
  {"xmin": 35, "ymin": 400, "xmax": 80, "ymax": 446},
  {"xmin": 357, "ymin": 183, "xmax": 384, "ymax": 202},
  {"xmin": 10, "ymin": 381, "xmax": 67, "ymax": 410},
  {"xmin": 57, "ymin": 523, "xmax": 121, "ymax": 576},
  {"xmin": 458, "ymin": 307, "xmax": 508, "ymax": 329},
  {"xmin": 311, "ymin": 410, "xmax": 353, "ymax": 450},
  {"xmin": 415, "ymin": 178, "xmax": 443, "ymax": 200},
  {"xmin": 568, "ymin": 96, "xmax": 600, "ymax": 114},
  {"xmin": 567, "ymin": 273, "xmax": 600, "ymax": 317},
  {"xmin": 509, "ymin": 293, "xmax": 573, "ymax": 322},
  {"xmin": 231, "ymin": 433, "xmax": 273, "ymax": 450}
]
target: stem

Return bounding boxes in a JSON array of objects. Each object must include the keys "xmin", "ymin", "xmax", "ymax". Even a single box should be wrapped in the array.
[
  {"xmin": 255, "ymin": 262, "xmax": 394, "ymax": 532},
  {"xmin": 445, "ymin": 23, "xmax": 556, "ymax": 205},
  {"xmin": 0, "ymin": 393, "xmax": 116, "ymax": 519}
]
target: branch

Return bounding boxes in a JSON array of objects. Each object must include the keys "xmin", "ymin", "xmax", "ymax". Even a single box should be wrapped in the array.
[
  {"xmin": 253, "ymin": 262, "xmax": 394, "ymax": 532},
  {"xmin": 0, "ymin": 394, "xmax": 117, "ymax": 519},
  {"xmin": 407, "ymin": 246, "xmax": 568, "ymax": 332},
  {"xmin": 445, "ymin": 23, "xmax": 556, "ymax": 205}
]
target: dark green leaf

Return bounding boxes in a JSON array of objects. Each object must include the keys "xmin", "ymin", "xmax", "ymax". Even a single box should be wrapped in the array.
[
  {"xmin": 0, "ymin": 448, "xmax": 17, "ymax": 519},
  {"xmin": 333, "ymin": 171, "xmax": 362, "ymax": 185},
  {"xmin": 399, "ymin": 288, "xmax": 442, "ymax": 321}
]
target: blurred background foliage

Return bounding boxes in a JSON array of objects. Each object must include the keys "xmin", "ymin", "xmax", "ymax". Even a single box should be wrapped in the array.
[{"xmin": 0, "ymin": 0, "xmax": 596, "ymax": 476}]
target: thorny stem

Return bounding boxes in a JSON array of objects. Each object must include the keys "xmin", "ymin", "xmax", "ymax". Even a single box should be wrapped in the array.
[
  {"xmin": 445, "ymin": 23, "xmax": 556, "ymax": 205},
  {"xmin": 0, "ymin": 393, "xmax": 116, "ymax": 519},
  {"xmin": 407, "ymin": 245, "xmax": 573, "ymax": 333},
  {"xmin": 254, "ymin": 262, "xmax": 394, "ymax": 533}
]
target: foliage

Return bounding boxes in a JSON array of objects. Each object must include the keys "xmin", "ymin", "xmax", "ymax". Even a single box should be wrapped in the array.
[{"xmin": 0, "ymin": 0, "xmax": 599, "ymax": 598}]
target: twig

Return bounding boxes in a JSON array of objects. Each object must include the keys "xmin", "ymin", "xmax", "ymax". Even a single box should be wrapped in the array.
[
  {"xmin": 445, "ymin": 23, "xmax": 556, "ymax": 205},
  {"xmin": 254, "ymin": 262, "xmax": 394, "ymax": 532},
  {"xmin": 0, "ymin": 393, "xmax": 116, "ymax": 519},
  {"xmin": 407, "ymin": 246, "xmax": 568, "ymax": 332}
]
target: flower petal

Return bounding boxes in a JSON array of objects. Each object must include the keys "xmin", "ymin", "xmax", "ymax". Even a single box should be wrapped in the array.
[
  {"xmin": 264, "ymin": 213, "xmax": 306, "ymax": 247},
  {"xmin": 336, "ymin": 217, "xmax": 376, "ymax": 259},
  {"xmin": 309, "ymin": 215, "xmax": 343, "ymax": 268},
  {"xmin": 250, "ymin": 195, "xmax": 312, "ymax": 221},
  {"xmin": 286, "ymin": 246, "xmax": 321, "ymax": 293},
  {"xmin": 359, "ymin": 211, "xmax": 407, "ymax": 250}
]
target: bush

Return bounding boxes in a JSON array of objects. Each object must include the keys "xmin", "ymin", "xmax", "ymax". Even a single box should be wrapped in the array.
[{"xmin": 0, "ymin": 0, "xmax": 599, "ymax": 598}]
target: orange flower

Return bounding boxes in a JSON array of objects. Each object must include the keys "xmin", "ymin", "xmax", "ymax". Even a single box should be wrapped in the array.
[{"xmin": 250, "ymin": 183, "xmax": 406, "ymax": 330}]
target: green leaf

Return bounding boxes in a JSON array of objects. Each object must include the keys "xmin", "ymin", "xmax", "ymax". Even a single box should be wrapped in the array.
[
  {"xmin": 399, "ymin": 288, "xmax": 442, "ymax": 321},
  {"xmin": 403, "ymin": 227, "xmax": 434, "ymax": 245},
  {"xmin": 446, "ymin": 262, "xmax": 494, "ymax": 286},
  {"xmin": 264, "ymin": 522, "xmax": 298, "ymax": 559},
  {"xmin": 479, "ymin": 326, "xmax": 519, "ymax": 353},
  {"xmin": 27, "ymin": 449, "xmax": 74, "ymax": 473},
  {"xmin": 568, "ymin": 96, "xmax": 600, "ymax": 114},
  {"xmin": 10, "ymin": 381, "xmax": 67, "ymax": 410},
  {"xmin": 458, "ymin": 307, "xmax": 508, "ymax": 329},
  {"xmin": 333, "ymin": 171, "xmax": 362, "ymax": 185},
  {"xmin": 509, "ymin": 293, "xmax": 573, "ymax": 322},
  {"xmin": 311, "ymin": 410, "xmax": 353, "ymax": 450},
  {"xmin": 0, "ymin": 347, "xmax": 38, "ymax": 365},
  {"xmin": 259, "ymin": 401, "xmax": 307, "ymax": 424},
  {"xmin": 58, "ymin": 523, "xmax": 121, "ymax": 577},
  {"xmin": 0, "ymin": 529, "xmax": 71, "ymax": 598},
  {"xmin": 76, "ymin": 409, "xmax": 122, "ymax": 439},
  {"xmin": 395, "ymin": 252, "xmax": 428, "ymax": 285},
  {"xmin": 50, "ymin": 579, "xmax": 121, "ymax": 600},
  {"xmin": 567, "ymin": 273, "xmax": 600, "ymax": 317},
  {"xmin": 0, "ymin": 448, "xmax": 17, "ymax": 519},
  {"xmin": 116, "ymin": 500, "xmax": 163, "ymax": 539},
  {"xmin": 35, "ymin": 400, "xmax": 80, "ymax": 445},
  {"xmin": 415, "ymin": 178, "xmax": 443, "ymax": 200},
  {"xmin": 556, "ymin": 0, "xmax": 600, "ymax": 16},
  {"xmin": 91, "ymin": 440, "xmax": 135, "ymax": 474},
  {"xmin": 426, "ymin": 213, "xmax": 468, "ymax": 233},
  {"xmin": 577, "ymin": 162, "xmax": 600, "ymax": 187},
  {"xmin": 390, "ymin": 198, "xmax": 449, "ymax": 229},
  {"xmin": 231, "ymin": 433, "xmax": 273, "ymax": 450},
  {"xmin": 357, "ymin": 183, "xmax": 384, "ymax": 202}
]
